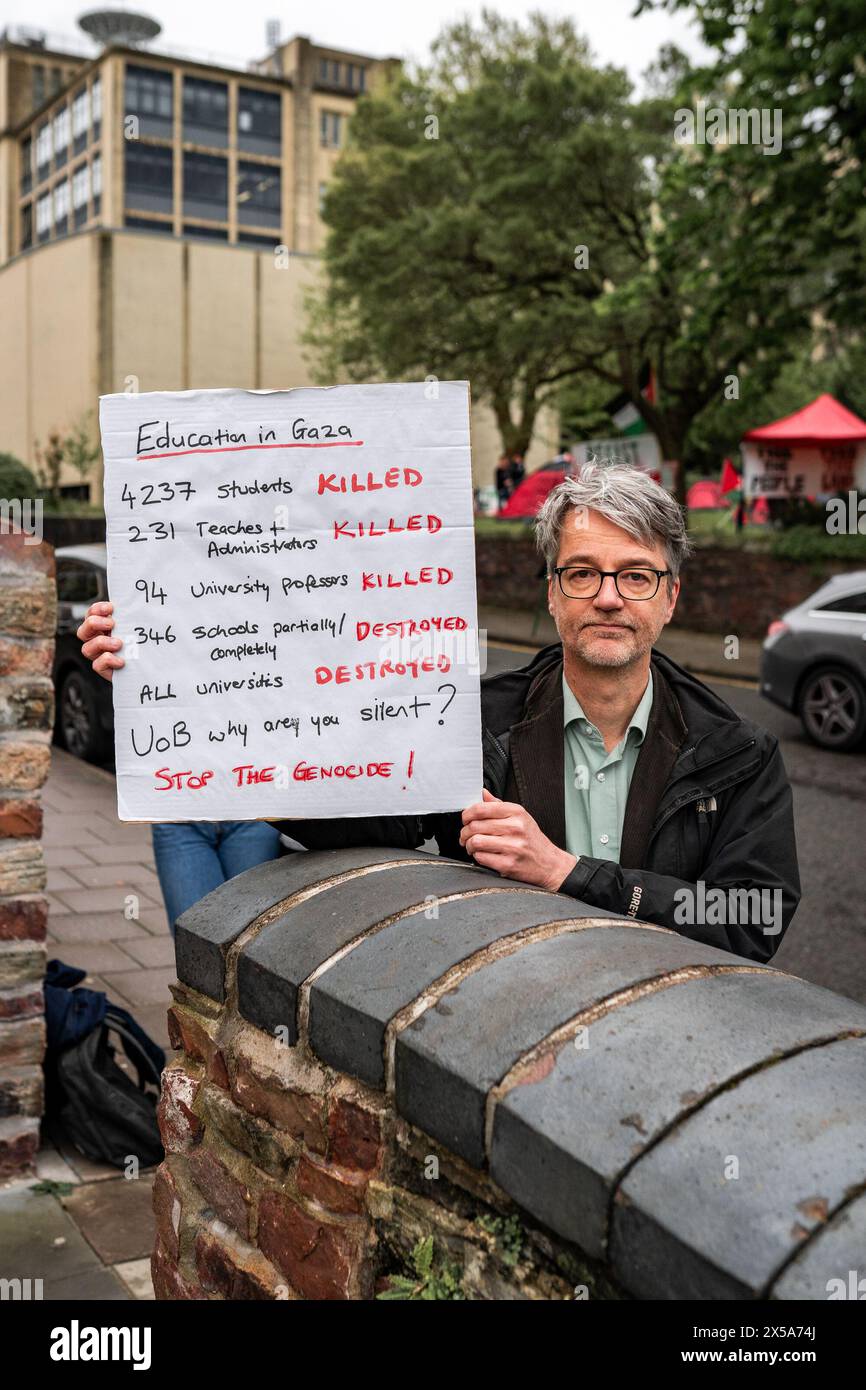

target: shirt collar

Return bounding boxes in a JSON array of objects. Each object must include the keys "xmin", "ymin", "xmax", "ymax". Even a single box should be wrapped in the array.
[{"xmin": 562, "ymin": 668, "xmax": 654, "ymax": 746}]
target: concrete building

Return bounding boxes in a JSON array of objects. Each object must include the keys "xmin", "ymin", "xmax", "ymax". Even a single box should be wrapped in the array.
[{"xmin": 0, "ymin": 19, "xmax": 557, "ymax": 503}]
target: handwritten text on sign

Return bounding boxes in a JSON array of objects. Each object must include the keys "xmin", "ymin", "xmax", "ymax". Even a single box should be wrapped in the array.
[{"xmin": 100, "ymin": 382, "xmax": 482, "ymax": 822}]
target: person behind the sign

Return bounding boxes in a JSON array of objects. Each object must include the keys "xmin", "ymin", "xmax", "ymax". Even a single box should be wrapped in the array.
[{"xmin": 76, "ymin": 600, "xmax": 282, "ymax": 937}]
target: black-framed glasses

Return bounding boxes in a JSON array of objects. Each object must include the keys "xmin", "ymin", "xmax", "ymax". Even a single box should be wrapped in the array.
[{"xmin": 553, "ymin": 566, "xmax": 671, "ymax": 601}]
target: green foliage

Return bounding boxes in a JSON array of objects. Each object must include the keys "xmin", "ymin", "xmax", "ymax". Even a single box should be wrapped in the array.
[
  {"xmin": 310, "ymin": 8, "xmax": 847, "ymax": 502},
  {"xmin": 475, "ymin": 516, "xmax": 535, "ymax": 541},
  {"xmin": 30, "ymin": 1179, "xmax": 75, "ymax": 1196},
  {"xmin": 33, "ymin": 412, "xmax": 101, "ymax": 505},
  {"xmin": 0, "ymin": 452, "xmax": 39, "ymax": 500},
  {"xmin": 768, "ymin": 525, "xmax": 866, "ymax": 564},
  {"xmin": 476, "ymin": 1212, "xmax": 525, "ymax": 1267},
  {"xmin": 376, "ymin": 1234, "xmax": 467, "ymax": 1300},
  {"xmin": 62, "ymin": 411, "xmax": 101, "ymax": 484}
]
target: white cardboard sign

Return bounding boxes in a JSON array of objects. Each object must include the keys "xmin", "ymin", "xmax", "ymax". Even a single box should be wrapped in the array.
[{"xmin": 100, "ymin": 382, "xmax": 483, "ymax": 823}]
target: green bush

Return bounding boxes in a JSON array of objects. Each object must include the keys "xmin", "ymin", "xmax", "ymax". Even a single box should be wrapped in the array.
[{"xmin": 0, "ymin": 452, "xmax": 40, "ymax": 501}]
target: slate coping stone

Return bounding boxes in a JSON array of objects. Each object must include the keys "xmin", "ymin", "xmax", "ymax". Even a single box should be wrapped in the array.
[
  {"xmin": 609, "ymin": 1036, "xmax": 866, "ymax": 1299},
  {"xmin": 396, "ymin": 925, "xmax": 751, "ymax": 1168},
  {"xmin": 490, "ymin": 969, "xmax": 866, "ymax": 1261}
]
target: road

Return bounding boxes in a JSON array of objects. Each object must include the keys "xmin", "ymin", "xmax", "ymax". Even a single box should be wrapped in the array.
[{"xmin": 483, "ymin": 640, "xmax": 866, "ymax": 1004}]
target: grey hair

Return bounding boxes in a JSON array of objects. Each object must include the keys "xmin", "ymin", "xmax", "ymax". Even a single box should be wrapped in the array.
[{"xmin": 535, "ymin": 458, "xmax": 693, "ymax": 583}]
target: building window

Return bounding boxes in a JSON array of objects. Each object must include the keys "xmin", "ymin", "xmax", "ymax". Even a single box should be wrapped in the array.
[
  {"xmin": 125, "ymin": 64, "xmax": 173, "ymax": 138},
  {"xmin": 33, "ymin": 65, "xmax": 45, "ymax": 107},
  {"xmin": 183, "ymin": 151, "xmax": 227, "ymax": 220},
  {"xmin": 91, "ymin": 78, "xmax": 102, "ymax": 138},
  {"xmin": 126, "ymin": 215, "xmax": 173, "ymax": 234},
  {"xmin": 124, "ymin": 144, "xmax": 172, "ymax": 214},
  {"xmin": 53, "ymin": 177, "xmax": 70, "ymax": 236},
  {"xmin": 20, "ymin": 137, "xmax": 32, "ymax": 195},
  {"xmin": 237, "ymin": 87, "xmax": 281, "ymax": 155},
  {"xmin": 319, "ymin": 110, "xmax": 342, "ymax": 148},
  {"xmin": 72, "ymin": 162, "xmax": 90, "ymax": 226},
  {"xmin": 358, "ymin": 66, "xmax": 366, "ymax": 92},
  {"xmin": 318, "ymin": 180, "xmax": 328, "ymax": 213},
  {"xmin": 20, "ymin": 203, "xmax": 33, "ymax": 250},
  {"xmin": 36, "ymin": 191, "xmax": 52, "ymax": 242},
  {"xmin": 36, "ymin": 122, "xmax": 52, "ymax": 180},
  {"xmin": 237, "ymin": 161, "xmax": 281, "ymax": 227},
  {"xmin": 183, "ymin": 76, "xmax": 228, "ymax": 147},
  {"xmin": 50, "ymin": 66, "xmax": 63, "ymax": 95},
  {"xmin": 53, "ymin": 106, "xmax": 70, "ymax": 169},
  {"xmin": 237, "ymin": 231, "xmax": 280, "ymax": 249},
  {"xmin": 183, "ymin": 223, "xmax": 229, "ymax": 240},
  {"xmin": 72, "ymin": 88, "xmax": 89, "ymax": 154},
  {"xmin": 92, "ymin": 152, "xmax": 102, "ymax": 216},
  {"xmin": 318, "ymin": 58, "xmax": 329, "ymax": 81}
]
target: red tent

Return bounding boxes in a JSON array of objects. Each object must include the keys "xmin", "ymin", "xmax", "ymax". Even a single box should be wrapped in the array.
[
  {"xmin": 498, "ymin": 467, "xmax": 566, "ymax": 518},
  {"xmin": 742, "ymin": 393, "xmax": 866, "ymax": 446},
  {"xmin": 686, "ymin": 479, "xmax": 727, "ymax": 510}
]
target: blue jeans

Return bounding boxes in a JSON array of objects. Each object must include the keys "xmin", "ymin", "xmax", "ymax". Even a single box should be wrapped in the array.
[{"xmin": 151, "ymin": 820, "xmax": 283, "ymax": 937}]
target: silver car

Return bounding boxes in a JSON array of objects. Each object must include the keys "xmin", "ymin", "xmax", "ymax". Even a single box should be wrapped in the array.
[{"xmin": 760, "ymin": 570, "xmax": 866, "ymax": 751}]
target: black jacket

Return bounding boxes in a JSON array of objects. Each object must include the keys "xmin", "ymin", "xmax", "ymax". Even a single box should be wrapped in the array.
[{"xmin": 270, "ymin": 642, "xmax": 801, "ymax": 963}]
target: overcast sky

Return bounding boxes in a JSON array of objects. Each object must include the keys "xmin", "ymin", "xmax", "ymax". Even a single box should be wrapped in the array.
[{"xmin": 4, "ymin": 1, "xmax": 710, "ymax": 89}]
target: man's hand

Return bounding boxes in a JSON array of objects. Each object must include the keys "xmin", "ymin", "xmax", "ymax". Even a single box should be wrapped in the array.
[
  {"xmin": 459, "ymin": 788, "xmax": 577, "ymax": 891},
  {"xmin": 77, "ymin": 601, "xmax": 124, "ymax": 682}
]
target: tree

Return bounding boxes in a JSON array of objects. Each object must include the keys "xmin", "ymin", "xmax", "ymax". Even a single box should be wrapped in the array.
[
  {"xmin": 33, "ymin": 431, "xmax": 64, "ymax": 508},
  {"xmin": 63, "ymin": 411, "xmax": 101, "ymax": 489},
  {"xmin": 309, "ymin": 10, "xmax": 840, "ymax": 503},
  {"xmin": 636, "ymin": 0, "xmax": 866, "ymax": 332},
  {"xmin": 307, "ymin": 12, "xmax": 659, "ymax": 457}
]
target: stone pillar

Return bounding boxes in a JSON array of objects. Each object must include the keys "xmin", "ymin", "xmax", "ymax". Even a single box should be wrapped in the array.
[{"xmin": 0, "ymin": 524, "xmax": 54, "ymax": 1181}]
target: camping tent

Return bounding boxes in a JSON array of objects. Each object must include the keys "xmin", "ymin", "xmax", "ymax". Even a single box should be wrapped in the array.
[
  {"xmin": 687, "ymin": 479, "xmax": 729, "ymax": 510},
  {"xmin": 740, "ymin": 394, "xmax": 866, "ymax": 499},
  {"xmin": 498, "ymin": 462, "xmax": 567, "ymax": 518}
]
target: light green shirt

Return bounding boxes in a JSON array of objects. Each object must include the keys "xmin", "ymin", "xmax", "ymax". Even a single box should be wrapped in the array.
[{"xmin": 562, "ymin": 670, "xmax": 653, "ymax": 864}]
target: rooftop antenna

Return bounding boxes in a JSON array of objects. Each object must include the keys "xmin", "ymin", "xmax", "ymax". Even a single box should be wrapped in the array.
[{"xmin": 265, "ymin": 18, "xmax": 281, "ymax": 50}]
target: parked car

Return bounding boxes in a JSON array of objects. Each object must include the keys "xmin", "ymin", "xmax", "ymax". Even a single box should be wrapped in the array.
[
  {"xmin": 760, "ymin": 570, "xmax": 866, "ymax": 751},
  {"xmin": 53, "ymin": 544, "xmax": 114, "ymax": 762}
]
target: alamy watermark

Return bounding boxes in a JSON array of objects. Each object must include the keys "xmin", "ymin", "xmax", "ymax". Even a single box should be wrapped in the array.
[
  {"xmin": 674, "ymin": 100, "xmax": 782, "ymax": 157},
  {"xmin": 0, "ymin": 497, "xmax": 43, "ymax": 543},
  {"xmin": 673, "ymin": 881, "xmax": 783, "ymax": 936}
]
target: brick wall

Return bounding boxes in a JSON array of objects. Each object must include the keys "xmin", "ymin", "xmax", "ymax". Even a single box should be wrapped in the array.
[
  {"xmin": 476, "ymin": 533, "xmax": 864, "ymax": 638},
  {"xmin": 0, "ymin": 527, "xmax": 54, "ymax": 1181},
  {"xmin": 154, "ymin": 848, "xmax": 866, "ymax": 1300}
]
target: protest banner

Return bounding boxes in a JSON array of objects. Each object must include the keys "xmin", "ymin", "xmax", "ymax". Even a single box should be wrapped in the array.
[{"xmin": 99, "ymin": 381, "xmax": 483, "ymax": 822}]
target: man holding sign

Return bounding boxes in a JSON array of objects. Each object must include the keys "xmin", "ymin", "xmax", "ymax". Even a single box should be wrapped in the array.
[
  {"xmin": 80, "ymin": 390, "xmax": 799, "ymax": 962},
  {"xmin": 257, "ymin": 460, "xmax": 801, "ymax": 963}
]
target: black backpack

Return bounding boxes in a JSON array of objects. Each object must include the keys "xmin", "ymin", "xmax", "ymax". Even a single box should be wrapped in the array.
[{"xmin": 48, "ymin": 997, "xmax": 166, "ymax": 1171}]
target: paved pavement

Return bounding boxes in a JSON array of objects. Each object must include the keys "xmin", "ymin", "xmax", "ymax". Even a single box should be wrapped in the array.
[{"xmin": 0, "ymin": 747, "xmax": 170, "ymax": 1301}]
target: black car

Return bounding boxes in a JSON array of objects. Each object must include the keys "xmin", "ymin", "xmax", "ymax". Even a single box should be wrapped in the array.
[{"xmin": 53, "ymin": 544, "xmax": 114, "ymax": 762}]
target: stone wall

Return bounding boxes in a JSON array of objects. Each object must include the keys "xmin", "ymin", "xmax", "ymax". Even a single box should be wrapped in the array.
[
  {"xmin": 0, "ymin": 526, "xmax": 54, "ymax": 1180},
  {"xmin": 476, "ymin": 531, "xmax": 864, "ymax": 638},
  {"xmin": 154, "ymin": 848, "xmax": 866, "ymax": 1300}
]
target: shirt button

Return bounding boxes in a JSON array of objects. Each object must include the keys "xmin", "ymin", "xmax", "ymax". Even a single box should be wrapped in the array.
[
  {"xmin": 596, "ymin": 772, "xmax": 605, "ymax": 782},
  {"xmin": 599, "ymin": 833, "xmax": 609, "ymax": 845},
  {"xmin": 583, "ymin": 724, "xmax": 591, "ymax": 735}
]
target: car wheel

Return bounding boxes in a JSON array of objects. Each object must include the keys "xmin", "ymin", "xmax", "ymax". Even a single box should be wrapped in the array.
[
  {"xmin": 58, "ymin": 669, "xmax": 109, "ymax": 762},
  {"xmin": 798, "ymin": 666, "xmax": 866, "ymax": 751}
]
